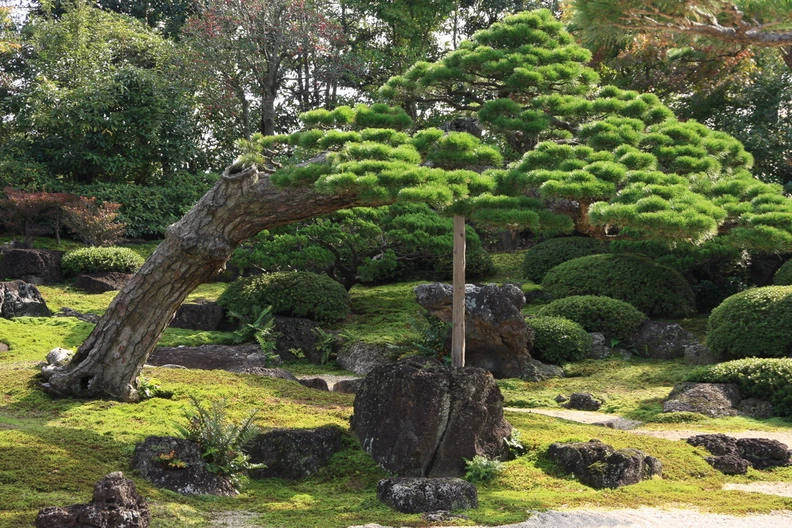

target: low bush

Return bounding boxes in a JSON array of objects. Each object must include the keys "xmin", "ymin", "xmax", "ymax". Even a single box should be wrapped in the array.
[
  {"xmin": 541, "ymin": 254, "xmax": 695, "ymax": 318},
  {"xmin": 773, "ymin": 260, "xmax": 792, "ymax": 285},
  {"xmin": 537, "ymin": 295, "xmax": 647, "ymax": 341},
  {"xmin": 526, "ymin": 316, "xmax": 592, "ymax": 364},
  {"xmin": 706, "ymin": 286, "xmax": 792, "ymax": 359},
  {"xmin": 522, "ymin": 237, "xmax": 609, "ymax": 282},
  {"xmin": 61, "ymin": 246, "xmax": 144, "ymax": 276},
  {"xmin": 690, "ymin": 358, "xmax": 792, "ymax": 418},
  {"xmin": 217, "ymin": 271, "xmax": 350, "ymax": 323}
]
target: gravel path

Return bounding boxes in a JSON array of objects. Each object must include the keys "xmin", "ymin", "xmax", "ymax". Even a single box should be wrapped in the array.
[{"xmin": 297, "ymin": 374, "xmax": 359, "ymax": 390}]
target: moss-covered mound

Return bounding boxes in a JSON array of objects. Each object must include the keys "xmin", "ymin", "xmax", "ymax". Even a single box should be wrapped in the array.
[
  {"xmin": 526, "ymin": 316, "xmax": 592, "ymax": 364},
  {"xmin": 541, "ymin": 254, "xmax": 695, "ymax": 318},
  {"xmin": 218, "ymin": 271, "xmax": 350, "ymax": 323},
  {"xmin": 707, "ymin": 286, "xmax": 792, "ymax": 360},
  {"xmin": 522, "ymin": 237, "xmax": 609, "ymax": 282},
  {"xmin": 537, "ymin": 295, "xmax": 647, "ymax": 341}
]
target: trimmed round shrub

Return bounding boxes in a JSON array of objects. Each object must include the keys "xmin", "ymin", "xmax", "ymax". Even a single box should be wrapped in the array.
[
  {"xmin": 537, "ymin": 295, "xmax": 647, "ymax": 341},
  {"xmin": 526, "ymin": 316, "xmax": 592, "ymax": 364},
  {"xmin": 61, "ymin": 246, "xmax": 144, "ymax": 276},
  {"xmin": 773, "ymin": 260, "xmax": 792, "ymax": 285},
  {"xmin": 706, "ymin": 286, "xmax": 792, "ymax": 360},
  {"xmin": 541, "ymin": 254, "xmax": 695, "ymax": 318},
  {"xmin": 217, "ymin": 271, "xmax": 349, "ymax": 323},
  {"xmin": 522, "ymin": 237, "xmax": 609, "ymax": 282},
  {"xmin": 690, "ymin": 357, "xmax": 792, "ymax": 417}
]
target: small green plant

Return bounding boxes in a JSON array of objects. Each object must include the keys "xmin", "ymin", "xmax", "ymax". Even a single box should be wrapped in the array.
[
  {"xmin": 526, "ymin": 316, "xmax": 593, "ymax": 364},
  {"xmin": 154, "ymin": 450, "xmax": 188, "ymax": 469},
  {"xmin": 175, "ymin": 395, "xmax": 262, "ymax": 489},
  {"xmin": 135, "ymin": 375, "xmax": 172, "ymax": 400},
  {"xmin": 311, "ymin": 327, "xmax": 334, "ymax": 364},
  {"xmin": 464, "ymin": 455, "xmax": 504, "ymax": 483},
  {"xmin": 231, "ymin": 305, "xmax": 280, "ymax": 361},
  {"xmin": 504, "ymin": 429, "xmax": 527, "ymax": 458},
  {"xmin": 407, "ymin": 310, "xmax": 449, "ymax": 359}
]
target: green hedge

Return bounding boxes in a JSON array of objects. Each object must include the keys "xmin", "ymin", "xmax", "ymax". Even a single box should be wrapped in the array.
[
  {"xmin": 541, "ymin": 254, "xmax": 695, "ymax": 318},
  {"xmin": 526, "ymin": 316, "xmax": 592, "ymax": 364},
  {"xmin": 61, "ymin": 246, "xmax": 144, "ymax": 276},
  {"xmin": 690, "ymin": 358, "xmax": 792, "ymax": 417},
  {"xmin": 773, "ymin": 260, "xmax": 792, "ymax": 285},
  {"xmin": 217, "ymin": 271, "xmax": 350, "ymax": 323},
  {"xmin": 537, "ymin": 295, "xmax": 647, "ymax": 341},
  {"xmin": 522, "ymin": 237, "xmax": 609, "ymax": 282},
  {"xmin": 707, "ymin": 286, "xmax": 792, "ymax": 360}
]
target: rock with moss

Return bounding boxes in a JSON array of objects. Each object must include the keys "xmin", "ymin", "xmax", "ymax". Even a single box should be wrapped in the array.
[
  {"xmin": 548, "ymin": 439, "xmax": 662, "ymax": 489},
  {"xmin": 377, "ymin": 477, "xmax": 478, "ymax": 513},
  {"xmin": 73, "ymin": 271, "xmax": 133, "ymax": 294},
  {"xmin": 663, "ymin": 383, "xmax": 741, "ymax": 418},
  {"xmin": 246, "ymin": 427, "xmax": 344, "ymax": 480},
  {"xmin": 630, "ymin": 321, "xmax": 701, "ymax": 360},
  {"xmin": 0, "ymin": 248, "xmax": 63, "ymax": 284},
  {"xmin": 148, "ymin": 344, "xmax": 275, "ymax": 372},
  {"xmin": 0, "ymin": 280, "xmax": 50, "ymax": 318}
]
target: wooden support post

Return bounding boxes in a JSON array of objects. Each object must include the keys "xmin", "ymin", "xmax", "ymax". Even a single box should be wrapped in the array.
[{"xmin": 451, "ymin": 214, "xmax": 466, "ymax": 368}]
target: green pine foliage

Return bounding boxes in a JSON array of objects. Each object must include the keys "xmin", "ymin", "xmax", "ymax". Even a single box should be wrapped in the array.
[
  {"xmin": 217, "ymin": 272, "xmax": 350, "ymax": 324},
  {"xmin": 773, "ymin": 260, "xmax": 792, "ymax": 285},
  {"xmin": 541, "ymin": 254, "xmax": 695, "ymax": 318},
  {"xmin": 61, "ymin": 246, "xmax": 144, "ymax": 276},
  {"xmin": 690, "ymin": 358, "xmax": 792, "ymax": 418},
  {"xmin": 537, "ymin": 295, "xmax": 647, "ymax": 341},
  {"xmin": 707, "ymin": 286, "xmax": 792, "ymax": 359},
  {"xmin": 526, "ymin": 315, "xmax": 593, "ymax": 364},
  {"xmin": 522, "ymin": 237, "xmax": 610, "ymax": 282}
]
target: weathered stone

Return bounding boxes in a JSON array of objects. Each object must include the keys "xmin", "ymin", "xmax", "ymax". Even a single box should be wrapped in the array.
[
  {"xmin": 687, "ymin": 434, "xmax": 739, "ymax": 457},
  {"xmin": 423, "ymin": 511, "xmax": 469, "ymax": 523},
  {"xmin": 0, "ymin": 280, "xmax": 50, "ymax": 318},
  {"xmin": 46, "ymin": 347, "xmax": 73, "ymax": 367},
  {"xmin": 148, "ymin": 344, "xmax": 273, "ymax": 372},
  {"xmin": 333, "ymin": 378, "xmax": 362, "ymax": 394},
  {"xmin": 547, "ymin": 440, "xmax": 662, "ymax": 489},
  {"xmin": 737, "ymin": 438, "xmax": 792, "ymax": 469},
  {"xmin": 414, "ymin": 283, "xmax": 533, "ymax": 379},
  {"xmin": 170, "ymin": 302, "xmax": 225, "ymax": 331},
  {"xmin": 132, "ymin": 436, "xmax": 237, "ymax": 496},
  {"xmin": 52, "ymin": 307, "xmax": 101, "ymax": 324},
  {"xmin": 631, "ymin": 321, "xmax": 700, "ymax": 360},
  {"xmin": 73, "ymin": 272, "xmax": 133, "ymax": 293},
  {"xmin": 272, "ymin": 317, "xmax": 322, "ymax": 363},
  {"xmin": 336, "ymin": 341, "xmax": 397, "ymax": 375},
  {"xmin": 376, "ymin": 477, "xmax": 478, "ymax": 513},
  {"xmin": 588, "ymin": 332, "xmax": 611, "ymax": 359},
  {"xmin": 0, "ymin": 248, "xmax": 62, "ymax": 284},
  {"xmin": 351, "ymin": 357, "xmax": 511, "ymax": 477},
  {"xmin": 683, "ymin": 343, "xmax": 721, "ymax": 365},
  {"xmin": 520, "ymin": 359, "xmax": 564, "ymax": 382},
  {"xmin": 242, "ymin": 367, "xmax": 297, "ymax": 380},
  {"xmin": 565, "ymin": 392, "xmax": 602, "ymax": 411},
  {"xmin": 663, "ymin": 382, "xmax": 741, "ymax": 418},
  {"xmin": 705, "ymin": 455, "xmax": 750, "ymax": 475},
  {"xmin": 35, "ymin": 472, "xmax": 150, "ymax": 528},
  {"xmin": 246, "ymin": 426, "xmax": 344, "ymax": 480},
  {"xmin": 554, "ymin": 394, "xmax": 568, "ymax": 403},
  {"xmin": 737, "ymin": 398, "xmax": 774, "ymax": 419},
  {"xmin": 298, "ymin": 377, "xmax": 329, "ymax": 391}
]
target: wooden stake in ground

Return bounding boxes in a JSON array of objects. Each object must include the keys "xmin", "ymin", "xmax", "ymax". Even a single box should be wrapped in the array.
[{"xmin": 451, "ymin": 214, "xmax": 466, "ymax": 368}]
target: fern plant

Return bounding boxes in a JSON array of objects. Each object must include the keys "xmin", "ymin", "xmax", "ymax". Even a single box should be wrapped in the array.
[
  {"xmin": 231, "ymin": 305, "xmax": 280, "ymax": 361},
  {"xmin": 175, "ymin": 395, "xmax": 262, "ymax": 488},
  {"xmin": 464, "ymin": 455, "xmax": 504, "ymax": 483}
]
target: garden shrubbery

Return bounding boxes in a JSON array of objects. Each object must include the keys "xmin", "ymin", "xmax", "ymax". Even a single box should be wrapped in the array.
[
  {"xmin": 526, "ymin": 316, "xmax": 592, "ymax": 364},
  {"xmin": 522, "ymin": 237, "xmax": 609, "ymax": 282},
  {"xmin": 773, "ymin": 260, "xmax": 792, "ymax": 285},
  {"xmin": 706, "ymin": 286, "xmax": 792, "ymax": 360},
  {"xmin": 537, "ymin": 295, "xmax": 647, "ymax": 341},
  {"xmin": 690, "ymin": 358, "xmax": 792, "ymax": 417},
  {"xmin": 217, "ymin": 271, "xmax": 350, "ymax": 323},
  {"xmin": 541, "ymin": 254, "xmax": 695, "ymax": 318},
  {"xmin": 61, "ymin": 246, "xmax": 144, "ymax": 276}
]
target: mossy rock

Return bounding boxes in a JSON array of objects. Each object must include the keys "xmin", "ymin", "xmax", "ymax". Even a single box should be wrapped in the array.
[
  {"xmin": 541, "ymin": 254, "xmax": 695, "ymax": 318},
  {"xmin": 522, "ymin": 237, "xmax": 609, "ymax": 282}
]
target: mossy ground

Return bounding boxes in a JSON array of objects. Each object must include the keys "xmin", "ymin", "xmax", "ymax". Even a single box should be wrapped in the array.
[{"xmin": 2, "ymin": 247, "xmax": 792, "ymax": 526}]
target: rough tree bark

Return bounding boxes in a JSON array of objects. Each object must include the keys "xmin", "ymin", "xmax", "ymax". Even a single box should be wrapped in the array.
[{"xmin": 42, "ymin": 162, "xmax": 390, "ymax": 402}]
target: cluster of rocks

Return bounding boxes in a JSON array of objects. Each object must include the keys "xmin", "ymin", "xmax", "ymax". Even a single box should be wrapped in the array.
[
  {"xmin": 687, "ymin": 433, "xmax": 792, "ymax": 475},
  {"xmin": 556, "ymin": 392, "xmax": 603, "ymax": 411},
  {"xmin": 588, "ymin": 321, "xmax": 719, "ymax": 365},
  {"xmin": 663, "ymin": 382, "xmax": 774, "ymax": 419},
  {"xmin": 547, "ymin": 439, "xmax": 662, "ymax": 489}
]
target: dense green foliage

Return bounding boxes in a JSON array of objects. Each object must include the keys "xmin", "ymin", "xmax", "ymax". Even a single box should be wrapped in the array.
[
  {"xmin": 526, "ymin": 315, "xmax": 593, "ymax": 364},
  {"xmin": 538, "ymin": 295, "xmax": 647, "ymax": 341},
  {"xmin": 541, "ymin": 254, "xmax": 696, "ymax": 318},
  {"xmin": 218, "ymin": 272, "xmax": 350, "ymax": 324},
  {"xmin": 522, "ymin": 237, "xmax": 609, "ymax": 282},
  {"xmin": 61, "ymin": 246, "xmax": 144, "ymax": 276},
  {"xmin": 773, "ymin": 260, "xmax": 792, "ymax": 285},
  {"xmin": 707, "ymin": 286, "xmax": 792, "ymax": 359},
  {"xmin": 691, "ymin": 358, "xmax": 792, "ymax": 418}
]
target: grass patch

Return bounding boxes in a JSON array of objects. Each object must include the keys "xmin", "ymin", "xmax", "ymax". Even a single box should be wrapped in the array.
[{"xmin": 339, "ymin": 281, "xmax": 426, "ymax": 345}]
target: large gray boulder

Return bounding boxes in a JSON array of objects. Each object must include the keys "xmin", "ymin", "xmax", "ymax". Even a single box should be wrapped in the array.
[
  {"xmin": 170, "ymin": 302, "xmax": 225, "ymax": 331},
  {"xmin": 663, "ymin": 382, "xmax": 741, "ymax": 418},
  {"xmin": 132, "ymin": 436, "xmax": 237, "ymax": 496},
  {"xmin": 414, "ymin": 283, "xmax": 533, "ymax": 379},
  {"xmin": 246, "ymin": 426, "xmax": 344, "ymax": 480},
  {"xmin": 630, "ymin": 321, "xmax": 702, "ymax": 360},
  {"xmin": 35, "ymin": 472, "xmax": 150, "ymax": 528},
  {"xmin": 0, "ymin": 280, "xmax": 50, "ymax": 318},
  {"xmin": 350, "ymin": 357, "xmax": 511, "ymax": 478},
  {"xmin": 73, "ymin": 272, "xmax": 133, "ymax": 294},
  {"xmin": 0, "ymin": 248, "xmax": 62, "ymax": 284},
  {"xmin": 336, "ymin": 342, "xmax": 396, "ymax": 375},
  {"xmin": 147, "ymin": 344, "xmax": 274, "ymax": 372},
  {"xmin": 547, "ymin": 440, "xmax": 662, "ymax": 489},
  {"xmin": 377, "ymin": 477, "xmax": 478, "ymax": 513}
]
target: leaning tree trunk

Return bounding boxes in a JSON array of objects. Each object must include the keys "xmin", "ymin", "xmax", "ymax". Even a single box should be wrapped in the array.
[{"xmin": 43, "ymin": 163, "xmax": 389, "ymax": 402}]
